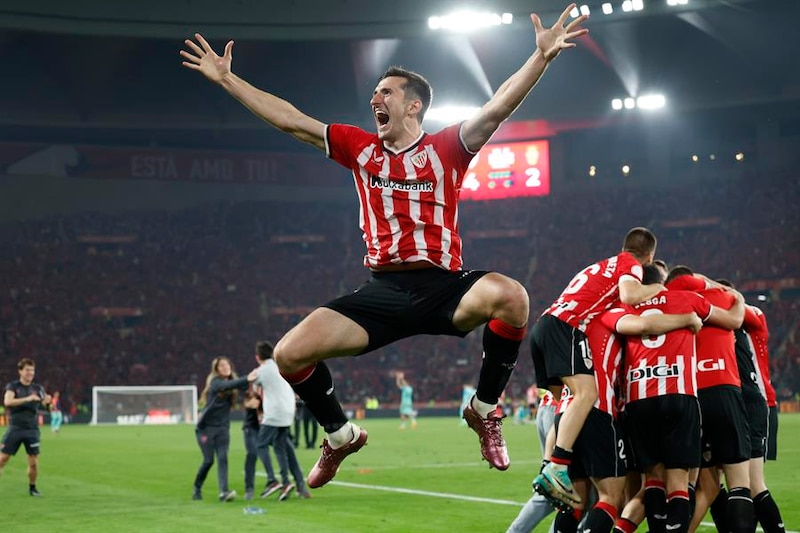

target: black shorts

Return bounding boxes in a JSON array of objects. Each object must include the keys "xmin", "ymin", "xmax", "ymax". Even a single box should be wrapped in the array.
[
  {"xmin": 617, "ymin": 409, "xmax": 640, "ymax": 472},
  {"xmin": 624, "ymin": 395, "xmax": 701, "ymax": 470},
  {"xmin": 766, "ymin": 405, "xmax": 778, "ymax": 461},
  {"xmin": 530, "ymin": 314, "xmax": 593, "ymax": 389},
  {"xmin": 1, "ymin": 427, "xmax": 41, "ymax": 456},
  {"xmin": 743, "ymin": 393, "xmax": 768, "ymax": 459},
  {"xmin": 324, "ymin": 268, "xmax": 488, "ymax": 353},
  {"xmin": 698, "ymin": 385, "xmax": 751, "ymax": 467},
  {"xmin": 555, "ymin": 408, "xmax": 626, "ymax": 480}
]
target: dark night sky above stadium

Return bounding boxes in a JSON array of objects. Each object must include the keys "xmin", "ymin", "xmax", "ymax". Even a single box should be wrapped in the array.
[{"xmin": 1, "ymin": 0, "xmax": 798, "ymax": 152}]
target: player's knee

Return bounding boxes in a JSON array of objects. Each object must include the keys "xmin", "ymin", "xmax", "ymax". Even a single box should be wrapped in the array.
[
  {"xmin": 494, "ymin": 277, "xmax": 530, "ymax": 323},
  {"xmin": 272, "ymin": 342, "xmax": 298, "ymax": 374}
]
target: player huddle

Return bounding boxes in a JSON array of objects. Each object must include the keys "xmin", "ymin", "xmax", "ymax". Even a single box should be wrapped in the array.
[{"xmin": 527, "ymin": 227, "xmax": 783, "ymax": 533}]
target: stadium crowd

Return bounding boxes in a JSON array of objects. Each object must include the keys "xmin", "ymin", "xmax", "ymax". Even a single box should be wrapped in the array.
[{"xmin": 0, "ymin": 173, "xmax": 798, "ymax": 414}]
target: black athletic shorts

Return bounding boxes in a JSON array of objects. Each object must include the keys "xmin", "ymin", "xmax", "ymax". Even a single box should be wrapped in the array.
[
  {"xmin": 743, "ymin": 393, "xmax": 768, "ymax": 459},
  {"xmin": 555, "ymin": 407, "xmax": 626, "ymax": 480},
  {"xmin": 624, "ymin": 394, "xmax": 701, "ymax": 470},
  {"xmin": 698, "ymin": 385, "xmax": 750, "ymax": 467},
  {"xmin": 1, "ymin": 427, "xmax": 41, "ymax": 456},
  {"xmin": 323, "ymin": 268, "xmax": 488, "ymax": 353},
  {"xmin": 766, "ymin": 405, "xmax": 778, "ymax": 461},
  {"xmin": 530, "ymin": 314, "xmax": 593, "ymax": 389},
  {"xmin": 617, "ymin": 409, "xmax": 640, "ymax": 472}
]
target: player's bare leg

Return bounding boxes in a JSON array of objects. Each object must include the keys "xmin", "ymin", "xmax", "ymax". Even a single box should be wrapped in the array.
[
  {"xmin": 274, "ymin": 308, "xmax": 369, "ymax": 489},
  {"xmin": 454, "ymin": 273, "xmax": 529, "ymax": 471},
  {"xmin": 534, "ymin": 373, "xmax": 597, "ymax": 509}
]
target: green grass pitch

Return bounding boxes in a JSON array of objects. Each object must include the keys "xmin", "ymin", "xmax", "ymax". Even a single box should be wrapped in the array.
[{"xmin": 1, "ymin": 414, "xmax": 798, "ymax": 532}]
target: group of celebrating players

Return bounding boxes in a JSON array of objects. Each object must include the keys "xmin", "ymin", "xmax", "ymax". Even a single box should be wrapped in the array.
[{"xmin": 526, "ymin": 226, "xmax": 784, "ymax": 533}]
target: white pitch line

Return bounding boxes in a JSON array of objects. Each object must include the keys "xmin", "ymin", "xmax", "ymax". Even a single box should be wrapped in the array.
[
  {"xmin": 329, "ymin": 480, "xmax": 524, "ymax": 506},
  {"xmin": 257, "ymin": 474, "xmax": 798, "ymax": 532},
  {"xmin": 339, "ymin": 459, "xmax": 540, "ymax": 471}
]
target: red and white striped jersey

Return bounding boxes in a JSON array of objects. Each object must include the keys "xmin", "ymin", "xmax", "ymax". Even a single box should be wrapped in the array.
[
  {"xmin": 543, "ymin": 252, "xmax": 644, "ymax": 331},
  {"xmin": 326, "ymin": 123, "xmax": 475, "ymax": 271},
  {"xmin": 605, "ymin": 291, "xmax": 711, "ymax": 402},
  {"xmin": 743, "ymin": 304, "xmax": 776, "ymax": 406},
  {"xmin": 540, "ymin": 389, "xmax": 556, "ymax": 408},
  {"xmin": 585, "ymin": 316, "xmax": 625, "ymax": 417},
  {"xmin": 554, "ymin": 317, "xmax": 624, "ymax": 418},
  {"xmin": 665, "ymin": 281, "xmax": 740, "ymax": 390}
]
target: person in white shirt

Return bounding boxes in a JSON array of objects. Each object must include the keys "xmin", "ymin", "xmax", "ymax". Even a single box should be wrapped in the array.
[{"xmin": 253, "ymin": 341, "xmax": 310, "ymax": 500}]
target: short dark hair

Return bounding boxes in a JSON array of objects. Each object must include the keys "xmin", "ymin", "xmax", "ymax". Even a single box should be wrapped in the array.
[
  {"xmin": 622, "ymin": 227, "xmax": 657, "ymax": 261},
  {"xmin": 18, "ymin": 358, "xmax": 35, "ymax": 370},
  {"xmin": 380, "ymin": 66, "xmax": 433, "ymax": 123},
  {"xmin": 716, "ymin": 279, "xmax": 735, "ymax": 289},
  {"xmin": 666, "ymin": 264, "xmax": 694, "ymax": 285},
  {"xmin": 642, "ymin": 264, "xmax": 665, "ymax": 285},
  {"xmin": 255, "ymin": 341, "xmax": 274, "ymax": 361},
  {"xmin": 653, "ymin": 259, "xmax": 668, "ymax": 271}
]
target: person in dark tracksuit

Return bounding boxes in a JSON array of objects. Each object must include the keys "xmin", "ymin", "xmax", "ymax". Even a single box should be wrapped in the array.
[
  {"xmin": 1, "ymin": 358, "xmax": 52, "ymax": 497},
  {"xmin": 192, "ymin": 356, "xmax": 257, "ymax": 502},
  {"xmin": 242, "ymin": 389, "xmax": 279, "ymax": 500}
]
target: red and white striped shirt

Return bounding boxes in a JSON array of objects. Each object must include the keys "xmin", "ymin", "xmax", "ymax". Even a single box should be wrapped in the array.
[
  {"xmin": 743, "ymin": 304, "xmax": 776, "ymax": 406},
  {"xmin": 555, "ymin": 317, "xmax": 624, "ymax": 418},
  {"xmin": 326, "ymin": 123, "xmax": 475, "ymax": 271},
  {"xmin": 586, "ymin": 316, "xmax": 625, "ymax": 417},
  {"xmin": 667, "ymin": 279, "xmax": 740, "ymax": 390},
  {"xmin": 540, "ymin": 389, "xmax": 556, "ymax": 408},
  {"xmin": 543, "ymin": 252, "xmax": 644, "ymax": 331},
  {"xmin": 605, "ymin": 291, "xmax": 711, "ymax": 402}
]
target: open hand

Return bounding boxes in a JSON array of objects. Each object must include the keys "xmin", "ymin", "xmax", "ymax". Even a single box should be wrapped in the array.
[
  {"xmin": 180, "ymin": 33, "xmax": 234, "ymax": 83},
  {"xmin": 532, "ymin": 3, "xmax": 589, "ymax": 62}
]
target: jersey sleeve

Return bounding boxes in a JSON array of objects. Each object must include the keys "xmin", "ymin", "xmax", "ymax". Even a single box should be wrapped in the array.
[
  {"xmin": 434, "ymin": 123, "xmax": 477, "ymax": 187},
  {"xmin": 600, "ymin": 307, "xmax": 631, "ymax": 333},
  {"xmin": 667, "ymin": 275, "xmax": 705, "ymax": 291},
  {"xmin": 617, "ymin": 253, "xmax": 643, "ymax": 284},
  {"xmin": 326, "ymin": 124, "xmax": 371, "ymax": 170},
  {"xmin": 743, "ymin": 304, "xmax": 765, "ymax": 332},
  {"xmin": 687, "ymin": 292, "xmax": 713, "ymax": 321}
]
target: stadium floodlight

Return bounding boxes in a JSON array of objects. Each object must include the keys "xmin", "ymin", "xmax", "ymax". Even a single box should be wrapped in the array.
[
  {"xmin": 428, "ymin": 11, "xmax": 512, "ymax": 32},
  {"xmin": 667, "ymin": 0, "xmax": 689, "ymax": 6},
  {"xmin": 622, "ymin": 0, "xmax": 633, "ymax": 12},
  {"xmin": 623, "ymin": 97, "xmax": 636, "ymax": 109},
  {"xmin": 632, "ymin": 0, "xmax": 644, "ymax": 11},
  {"xmin": 570, "ymin": 6, "xmax": 580, "ymax": 18},
  {"xmin": 424, "ymin": 105, "xmax": 481, "ymax": 123},
  {"xmin": 580, "ymin": 5, "xmax": 591, "ymax": 16},
  {"xmin": 602, "ymin": 3, "xmax": 614, "ymax": 15},
  {"xmin": 636, "ymin": 93, "xmax": 666, "ymax": 110},
  {"xmin": 611, "ymin": 98, "xmax": 623, "ymax": 110}
]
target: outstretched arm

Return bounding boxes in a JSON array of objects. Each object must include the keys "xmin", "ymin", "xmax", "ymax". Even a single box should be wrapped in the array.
[
  {"xmin": 461, "ymin": 3, "xmax": 588, "ymax": 152},
  {"xmin": 180, "ymin": 34, "xmax": 326, "ymax": 151},
  {"xmin": 618, "ymin": 278, "xmax": 666, "ymax": 305},
  {"xmin": 616, "ymin": 312, "xmax": 703, "ymax": 336},
  {"xmin": 705, "ymin": 289, "xmax": 746, "ymax": 330}
]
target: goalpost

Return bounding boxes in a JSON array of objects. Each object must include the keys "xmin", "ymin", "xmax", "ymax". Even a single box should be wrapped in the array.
[{"xmin": 91, "ymin": 385, "xmax": 198, "ymax": 425}]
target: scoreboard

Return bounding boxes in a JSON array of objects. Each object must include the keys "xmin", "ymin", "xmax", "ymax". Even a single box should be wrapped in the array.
[{"xmin": 461, "ymin": 139, "xmax": 550, "ymax": 200}]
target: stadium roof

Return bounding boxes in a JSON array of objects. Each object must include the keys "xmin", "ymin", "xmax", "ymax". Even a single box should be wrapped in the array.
[{"xmin": 2, "ymin": 0, "xmax": 798, "ymax": 147}]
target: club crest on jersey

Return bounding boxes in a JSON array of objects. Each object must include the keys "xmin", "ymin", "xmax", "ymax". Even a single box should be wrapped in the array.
[{"xmin": 410, "ymin": 150, "xmax": 428, "ymax": 169}]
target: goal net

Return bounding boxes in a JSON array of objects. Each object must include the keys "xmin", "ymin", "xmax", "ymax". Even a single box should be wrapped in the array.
[{"xmin": 91, "ymin": 385, "xmax": 198, "ymax": 425}]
